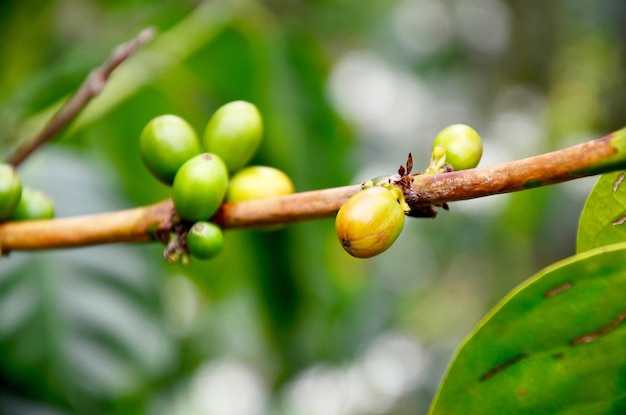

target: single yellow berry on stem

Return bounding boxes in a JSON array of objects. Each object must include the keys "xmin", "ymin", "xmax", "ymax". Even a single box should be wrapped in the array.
[
  {"xmin": 335, "ymin": 186, "xmax": 406, "ymax": 258},
  {"xmin": 226, "ymin": 166, "xmax": 294, "ymax": 202}
]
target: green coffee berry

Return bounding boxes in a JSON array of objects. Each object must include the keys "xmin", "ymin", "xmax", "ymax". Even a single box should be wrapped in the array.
[
  {"xmin": 172, "ymin": 153, "xmax": 228, "ymax": 222},
  {"xmin": 0, "ymin": 164, "xmax": 22, "ymax": 220},
  {"xmin": 140, "ymin": 114, "xmax": 202, "ymax": 184},
  {"xmin": 335, "ymin": 186, "xmax": 405, "ymax": 258},
  {"xmin": 186, "ymin": 221, "xmax": 224, "ymax": 260},
  {"xmin": 226, "ymin": 166, "xmax": 294, "ymax": 202},
  {"xmin": 9, "ymin": 187, "xmax": 54, "ymax": 220},
  {"xmin": 202, "ymin": 101, "xmax": 263, "ymax": 173},
  {"xmin": 432, "ymin": 124, "xmax": 483, "ymax": 171}
]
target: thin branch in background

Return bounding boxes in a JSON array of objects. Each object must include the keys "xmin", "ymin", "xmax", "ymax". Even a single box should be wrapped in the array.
[
  {"xmin": 6, "ymin": 27, "xmax": 157, "ymax": 167},
  {"xmin": 0, "ymin": 127, "xmax": 625, "ymax": 252}
]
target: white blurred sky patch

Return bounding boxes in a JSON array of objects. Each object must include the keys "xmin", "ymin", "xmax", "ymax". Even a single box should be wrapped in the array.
[
  {"xmin": 189, "ymin": 359, "xmax": 268, "ymax": 415},
  {"xmin": 453, "ymin": 0, "xmax": 512, "ymax": 57},
  {"xmin": 281, "ymin": 332, "xmax": 428, "ymax": 415},
  {"xmin": 392, "ymin": 0, "xmax": 454, "ymax": 58},
  {"xmin": 328, "ymin": 50, "xmax": 432, "ymax": 143}
]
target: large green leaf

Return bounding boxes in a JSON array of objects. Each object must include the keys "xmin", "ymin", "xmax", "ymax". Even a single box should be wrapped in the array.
[
  {"xmin": 429, "ymin": 242, "xmax": 626, "ymax": 414},
  {"xmin": 577, "ymin": 171, "xmax": 626, "ymax": 253}
]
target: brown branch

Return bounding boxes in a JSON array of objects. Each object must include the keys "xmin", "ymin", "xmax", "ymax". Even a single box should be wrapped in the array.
[
  {"xmin": 214, "ymin": 184, "xmax": 361, "ymax": 228},
  {"xmin": 7, "ymin": 27, "xmax": 157, "ymax": 167},
  {"xmin": 403, "ymin": 127, "xmax": 626, "ymax": 206},
  {"xmin": 0, "ymin": 201, "xmax": 172, "ymax": 251},
  {"xmin": 0, "ymin": 127, "xmax": 625, "ymax": 252}
]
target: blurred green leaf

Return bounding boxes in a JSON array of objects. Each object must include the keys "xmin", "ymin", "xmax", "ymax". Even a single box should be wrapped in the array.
[
  {"xmin": 577, "ymin": 171, "xmax": 626, "ymax": 253},
  {"xmin": 0, "ymin": 393, "xmax": 72, "ymax": 415},
  {"xmin": 1, "ymin": 0, "xmax": 233, "ymax": 158},
  {"xmin": 0, "ymin": 149, "xmax": 175, "ymax": 414},
  {"xmin": 0, "ymin": 247, "xmax": 176, "ymax": 413},
  {"xmin": 430, "ymin": 242, "xmax": 626, "ymax": 414},
  {"xmin": 1, "ymin": 246, "xmax": 178, "ymax": 412}
]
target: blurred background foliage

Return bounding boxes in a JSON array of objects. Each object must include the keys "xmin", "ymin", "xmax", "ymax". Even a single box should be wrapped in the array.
[{"xmin": 0, "ymin": 0, "xmax": 625, "ymax": 414}]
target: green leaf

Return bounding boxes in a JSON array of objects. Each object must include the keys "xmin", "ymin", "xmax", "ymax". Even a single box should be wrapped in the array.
[
  {"xmin": 429, "ymin": 242, "xmax": 626, "ymax": 414},
  {"xmin": 0, "ymin": 149, "xmax": 175, "ymax": 412},
  {"xmin": 577, "ymin": 171, "xmax": 626, "ymax": 253},
  {"xmin": 0, "ymin": 247, "xmax": 175, "ymax": 408}
]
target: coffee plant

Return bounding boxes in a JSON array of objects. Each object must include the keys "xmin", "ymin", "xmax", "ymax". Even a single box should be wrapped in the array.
[{"xmin": 0, "ymin": 2, "xmax": 625, "ymax": 415}]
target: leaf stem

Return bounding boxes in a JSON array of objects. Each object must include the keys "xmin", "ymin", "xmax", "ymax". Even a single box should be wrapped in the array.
[{"xmin": 0, "ymin": 128, "xmax": 625, "ymax": 252}]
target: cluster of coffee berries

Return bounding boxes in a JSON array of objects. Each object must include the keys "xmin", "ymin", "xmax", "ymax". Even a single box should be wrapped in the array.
[
  {"xmin": 139, "ymin": 101, "xmax": 294, "ymax": 263},
  {"xmin": 0, "ymin": 163, "xmax": 54, "ymax": 224},
  {"xmin": 335, "ymin": 123, "xmax": 482, "ymax": 259}
]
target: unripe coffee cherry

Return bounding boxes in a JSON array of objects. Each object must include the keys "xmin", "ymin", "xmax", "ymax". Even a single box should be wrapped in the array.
[
  {"xmin": 172, "ymin": 153, "xmax": 229, "ymax": 222},
  {"xmin": 202, "ymin": 101, "xmax": 263, "ymax": 173},
  {"xmin": 335, "ymin": 186, "xmax": 405, "ymax": 258},
  {"xmin": 0, "ymin": 164, "xmax": 22, "ymax": 220},
  {"xmin": 432, "ymin": 124, "xmax": 483, "ymax": 170},
  {"xmin": 9, "ymin": 188, "xmax": 54, "ymax": 220},
  {"xmin": 226, "ymin": 166, "xmax": 294, "ymax": 202},
  {"xmin": 140, "ymin": 114, "xmax": 202, "ymax": 184},
  {"xmin": 186, "ymin": 221, "xmax": 224, "ymax": 260}
]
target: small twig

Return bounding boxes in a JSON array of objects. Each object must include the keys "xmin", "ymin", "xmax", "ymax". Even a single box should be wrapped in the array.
[
  {"xmin": 0, "ymin": 127, "xmax": 625, "ymax": 251},
  {"xmin": 7, "ymin": 27, "xmax": 157, "ymax": 167}
]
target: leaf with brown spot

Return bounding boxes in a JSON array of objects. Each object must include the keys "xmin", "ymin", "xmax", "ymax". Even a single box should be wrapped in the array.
[
  {"xmin": 430, "ymin": 242, "xmax": 626, "ymax": 414},
  {"xmin": 577, "ymin": 171, "xmax": 626, "ymax": 252}
]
